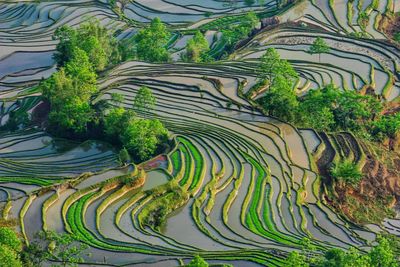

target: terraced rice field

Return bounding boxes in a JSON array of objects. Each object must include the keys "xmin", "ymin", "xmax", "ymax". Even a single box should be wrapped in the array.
[{"xmin": 0, "ymin": 0, "xmax": 399, "ymax": 266}]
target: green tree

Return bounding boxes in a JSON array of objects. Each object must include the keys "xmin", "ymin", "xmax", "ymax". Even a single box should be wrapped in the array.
[
  {"xmin": 134, "ymin": 86, "xmax": 156, "ymax": 114},
  {"xmin": 221, "ymin": 12, "xmax": 258, "ymax": 52},
  {"xmin": 53, "ymin": 19, "xmax": 121, "ymax": 71},
  {"xmin": 0, "ymin": 227, "xmax": 22, "ymax": 252},
  {"xmin": 0, "ymin": 246, "xmax": 22, "ymax": 267},
  {"xmin": 0, "ymin": 227, "xmax": 22, "ymax": 267},
  {"xmin": 41, "ymin": 49, "xmax": 97, "ymax": 134},
  {"xmin": 134, "ymin": 17, "xmax": 171, "ymax": 62},
  {"xmin": 334, "ymin": 90, "xmax": 381, "ymax": 131},
  {"xmin": 258, "ymin": 48, "xmax": 298, "ymax": 87},
  {"xmin": 285, "ymin": 251, "xmax": 309, "ymax": 267},
  {"xmin": 369, "ymin": 237, "xmax": 398, "ymax": 267},
  {"xmin": 297, "ymin": 86, "xmax": 337, "ymax": 130},
  {"xmin": 256, "ymin": 48, "xmax": 299, "ymax": 122},
  {"xmin": 21, "ymin": 243, "xmax": 49, "ymax": 267},
  {"xmin": 118, "ymin": 147, "xmax": 131, "ymax": 164},
  {"xmin": 38, "ymin": 231, "xmax": 88, "ymax": 267},
  {"xmin": 297, "ymin": 84, "xmax": 382, "ymax": 132},
  {"xmin": 257, "ymin": 76, "xmax": 298, "ymax": 122},
  {"xmin": 308, "ymin": 37, "xmax": 330, "ymax": 63},
  {"xmin": 53, "ymin": 18, "xmax": 122, "ymax": 71},
  {"xmin": 187, "ymin": 255, "xmax": 209, "ymax": 267},
  {"xmin": 104, "ymin": 107, "xmax": 135, "ymax": 142},
  {"xmin": 330, "ymin": 160, "xmax": 362, "ymax": 186},
  {"xmin": 53, "ymin": 25, "xmax": 78, "ymax": 67},
  {"xmin": 185, "ymin": 31, "xmax": 210, "ymax": 62},
  {"xmin": 121, "ymin": 118, "xmax": 168, "ymax": 161},
  {"xmin": 317, "ymin": 248, "xmax": 371, "ymax": 267}
]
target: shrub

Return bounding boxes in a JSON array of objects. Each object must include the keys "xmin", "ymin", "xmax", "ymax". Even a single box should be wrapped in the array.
[{"xmin": 330, "ymin": 160, "xmax": 362, "ymax": 185}]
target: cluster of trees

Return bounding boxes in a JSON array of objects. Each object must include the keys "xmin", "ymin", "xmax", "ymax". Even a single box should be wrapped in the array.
[
  {"xmin": 53, "ymin": 19, "xmax": 128, "ymax": 71},
  {"xmin": 42, "ymin": 19, "xmax": 125, "ymax": 135},
  {"xmin": 255, "ymin": 47, "xmax": 400, "ymax": 141},
  {"xmin": 285, "ymin": 237, "xmax": 399, "ymax": 267},
  {"xmin": 0, "ymin": 227, "xmax": 88, "ymax": 267},
  {"xmin": 104, "ymin": 87, "xmax": 169, "ymax": 161},
  {"xmin": 41, "ymin": 19, "xmax": 168, "ymax": 162}
]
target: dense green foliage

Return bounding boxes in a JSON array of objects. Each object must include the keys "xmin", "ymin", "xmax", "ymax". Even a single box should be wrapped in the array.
[
  {"xmin": 134, "ymin": 86, "xmax": 156, "ymax": 114},
  {"xmin": 255, "ymin": 48, "xmax": 399, "ymax": 141},
  {"xmin": 221, "ymin": 12, "xmax": 258, "ymax": 53},
  {"xmin": 41, "ymin": 19, "xmax": 169, "ymax": 161},
  {"xmin": 370, "ymin": 113, "xmax": 400, "ymax": 140},
  {"xmin": 53, "ymin": 19, "xmax": 124, "ymax": 70},
  {"xmin": 285, "ymin": 251, "xmax": 309, "ymax": 267},
  {"xmin": 256, "ymin": 48, "xmax": 299, "ymax": 121},
  {"xmin": 0, "ymin": 246, "xmax": 22, "ymax": 267},
  {"xmin": 104, "ymin": 105, "xmax": 168, "ymax": 161},
  {"xmin": 284, "ymin": 237, "xmax": 399, "ymax": 267},
  {"xmin": 185, "ymin": 31, "xmax": 210, "ymax": 62},
  {"xmin": 134, "ymin": 17, "xmax": 171, "ymax": 62},
  {"xmin": 187, "ymin": 255, "xmax": 209, "ymax": 267},
  {"xmin": 0, "ymin": 227, "xmax": 22, "ymax": 267},
  {"xmin": 42, "ymin": 19, "xmax": 123, "ymax": 135},
  {"xmin": 0, "ymin": 227, "xmax": 22, "ymax": 252},
  {"xmin": 330, "ymin": 160, "xmax": 363, "ymax": 185},
  {"xmin": 41, "ymin": 49, "xmax": 97, "ymax": 134},
  {"xmin": 298, "ymin": 84, "xmax": 382, "ymax": 132},
  {"xmin": 121, "ymin": 118, "xmax": 168, "ymax": 161}
]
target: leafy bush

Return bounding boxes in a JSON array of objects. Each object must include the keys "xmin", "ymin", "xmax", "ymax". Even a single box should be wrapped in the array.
[{"xmin": 330, "ymin": 160, "xmax": 362, "ymax": 185}]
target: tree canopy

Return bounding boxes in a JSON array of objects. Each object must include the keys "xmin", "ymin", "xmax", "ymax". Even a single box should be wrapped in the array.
[
  {"xmin": 41, "ymin": 49, "xmax": 97, "ymax": 134},
  {"xmin": 187, "ymin": 255, "xmax": 209, "ymax": 267},
  {"xmin": 134, "ymin": 17, "xmax": 171, "ymax": 62},
  {"xmin": 134, "ymin": 86, "xmax": 156, "ymax": 114},
  {"xmin": 185, "ymin": 31, "xmax": 210, "ymax": 62},
  {"xmin": 121, "ymin": 117, "xmax": 168, "ymax": 161},
  {"xmin": 0, "ymin": 227, "xmax": 22, "ymax": 267},
  {"xmin": 284, "ymin": 237, "xmax": 399, "ymax": 267},
  {"xmin": 308, "ymin": 37, "xmax": 330, "ymax": 62},
  {"xmin": 256, "ymin": 48, "xmax": 299, "ymax": 121},
  {"xmin": 104, "ymin": 104, "xmax": 169, "ymax": 161},
  {"xmin": 53, "ymin": 18, "xmax": 122, "ymax": 71}
]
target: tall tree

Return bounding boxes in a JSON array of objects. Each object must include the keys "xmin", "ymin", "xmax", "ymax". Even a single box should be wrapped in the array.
[
  {"xmin": 134, "ymin": 86, "xmax": 156, "ymax": 115},
  {"xmin": 258, "ymin": 47, "xmax": 298, "ymax": 87},
  {"xmin": 185, "ymin": 31, "xmax": 210, "ymax": 62},
  {"xmin": 41, "ymin": 49, "xmax": 97, "ymax": 134},
  {"xmin": 257, "ymin": 76, "xmax": 298, "ymax": 122},
  {"xmin": 308, "ymin": 37, "xmax": 330, "ymax": 63},
  {"xmin": 121, "ymin": 118, "xmax": 168, "ymax": 161},
  {"xmin": 134, "ymin": 17, "xmax": 171, "ymax": 62}
]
